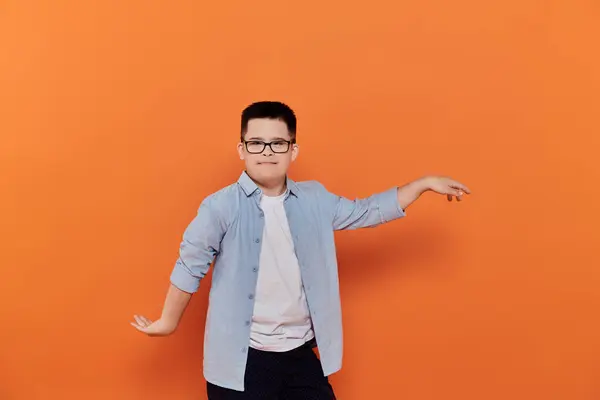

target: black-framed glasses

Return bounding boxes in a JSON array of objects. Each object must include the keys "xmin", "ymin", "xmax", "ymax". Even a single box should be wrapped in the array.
[{"xmin": 243, "ymin": 140, "xmax": 294, "ymax": 154}]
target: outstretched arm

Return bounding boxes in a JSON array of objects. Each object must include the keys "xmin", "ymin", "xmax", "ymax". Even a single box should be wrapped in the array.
[
  {"xmin": 397, "ymin": 176, "xmax": 471, "ymax": 210},
  {"xmin": 328, "ymin": 175, "xmax": 470, "ymax": 231},
  {"xmin": 131, "ymin": 197, "xmax": 227, "ymax": 336}
]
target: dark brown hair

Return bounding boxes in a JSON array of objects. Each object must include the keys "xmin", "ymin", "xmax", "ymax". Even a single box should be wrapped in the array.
[{"xmin": 240, "ymin": 101, "xmax": 297, "ymax": 142}]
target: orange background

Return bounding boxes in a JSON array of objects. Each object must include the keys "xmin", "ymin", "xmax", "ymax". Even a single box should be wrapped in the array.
[{"xmin": 1, "ymin": 1, "xmax": 599, "ymax": 399}]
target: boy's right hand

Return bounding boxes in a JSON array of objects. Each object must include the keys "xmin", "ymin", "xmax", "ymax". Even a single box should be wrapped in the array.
[{"xmin": 130, "ymin": 315, "xmax": 176, "ymax": 336}]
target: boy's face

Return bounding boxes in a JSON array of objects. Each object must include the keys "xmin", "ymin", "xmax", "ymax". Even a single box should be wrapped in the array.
[{"xmin": 237, "ymin": 118, "xmax": 298, "ymax": 185}]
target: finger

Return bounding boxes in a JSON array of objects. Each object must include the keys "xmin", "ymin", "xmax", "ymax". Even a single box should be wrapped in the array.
[
  {"xmin": 447, "ymin": 194, "xmax": 453, "ymax": 202},
  {"xmin": 134, "ymin": 315, "xmax": 147, "ymax": 327},
  {"xmin": 448, "ymin": 187, "xmax": 465, "ymax": 197},
  {"xmin": 450, "ymin": 182, "xmax": 471, "ymax": 194},
  {"xmin": 140, "ymin": 316, "xmax": 153, "ymax": 326},
  {"xmin": 130, "ymin": 322, "xmax": 148, "ymax": 332}
]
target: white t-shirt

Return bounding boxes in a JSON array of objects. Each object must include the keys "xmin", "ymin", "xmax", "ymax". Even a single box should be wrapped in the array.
[{"xmin": 249, "ymin": 191, "xmax": 315, "ymax": 351}]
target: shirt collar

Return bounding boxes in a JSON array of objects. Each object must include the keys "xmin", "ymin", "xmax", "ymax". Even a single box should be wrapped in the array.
[{"xmin": 237, "ymin": 170, "xmax": 299, "ymax": 198}]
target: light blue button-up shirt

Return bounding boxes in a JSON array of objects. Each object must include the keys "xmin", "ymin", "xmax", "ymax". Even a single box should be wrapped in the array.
[{"xmin": 170, "ymin": 171, "xmax": 406, "ymax": 391}]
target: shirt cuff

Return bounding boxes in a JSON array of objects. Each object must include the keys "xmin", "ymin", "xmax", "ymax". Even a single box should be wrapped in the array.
[
  {"xmin": 170, "ymin": 261, "xmax": 201, "ymax": 293},
  {"xmin": 377, "ymin": 187, "xmax": 406, "ymax": 223}
]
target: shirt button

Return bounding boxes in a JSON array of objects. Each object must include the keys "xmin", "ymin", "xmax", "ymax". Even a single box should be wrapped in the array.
[
  {"xmin": 248, "ymin": 294, "xmax": 254, "ymax": 300},
  {"xmin": 255, "ymin": 238, "xmax": 260, "ymax": 243},
  {"xmin": 245, "ymin": 320, "xmax": 250, "ymax": 326},
  {"xmin": 252, "ymin": 267, "xmax": 258, "ymax": 272}
]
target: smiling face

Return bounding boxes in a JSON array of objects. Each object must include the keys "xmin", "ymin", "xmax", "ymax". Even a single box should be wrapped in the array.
[{"xmin": 237, "ymin": 118, "xmax": 299, "ymax": 186}]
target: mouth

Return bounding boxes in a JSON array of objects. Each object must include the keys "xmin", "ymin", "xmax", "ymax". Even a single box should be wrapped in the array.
[{"xmin": 258, "ymin": 161, "xmax": 278, "ymax": 165}]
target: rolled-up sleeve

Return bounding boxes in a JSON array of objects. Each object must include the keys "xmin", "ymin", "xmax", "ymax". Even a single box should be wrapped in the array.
[
  {"xmin": 327, "ymin": 186, "xmax": 406, "ymax": 231},
  {"xmin": 170, "ymin": 197, "xmax": 226, "ymax": 293}
]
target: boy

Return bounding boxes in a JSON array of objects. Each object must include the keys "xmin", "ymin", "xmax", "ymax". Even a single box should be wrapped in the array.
[{"xmin": 131, "ymin": 101, "xmax": 470, "ymax": 399}]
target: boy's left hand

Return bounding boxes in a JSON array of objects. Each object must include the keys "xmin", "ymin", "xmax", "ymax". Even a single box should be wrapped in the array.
[{"xmin": 424, "ymin": 176, "xmax": 471, "ymax": 202}]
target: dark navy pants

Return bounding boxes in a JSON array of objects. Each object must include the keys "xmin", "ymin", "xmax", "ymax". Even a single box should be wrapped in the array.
[{"xmin": 207, "ymin": 341, "xmax": 336, "ymax": 400}]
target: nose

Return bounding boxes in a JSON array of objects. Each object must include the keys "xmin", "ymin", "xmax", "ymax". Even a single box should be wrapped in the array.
[{"xmin": 262, "ymin": 147, "xmax": 274, "ymax": 156}]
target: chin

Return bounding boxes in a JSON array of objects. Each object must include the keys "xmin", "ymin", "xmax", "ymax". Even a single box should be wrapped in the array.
[{"xmin": 250, "ymin": 168, "xmax": 286, "ymax": 182}]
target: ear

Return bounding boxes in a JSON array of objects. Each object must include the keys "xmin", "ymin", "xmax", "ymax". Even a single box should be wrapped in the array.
[
  {"xmin": 291, "ymin": 143, "xmax": 299, "ymax": 162},
  {"xmin": 237, "ymin": 142, "xmax": 245, "ymax": 160}
]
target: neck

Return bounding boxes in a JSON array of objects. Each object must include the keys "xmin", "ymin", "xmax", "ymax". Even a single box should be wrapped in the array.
[
  {"xmin": 259, "ymin": 180, "xmax": 287, "ymax": 197},
  {"xmin": 248, "ymin": 172, "xmax": 287, "ymax": 196}
]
